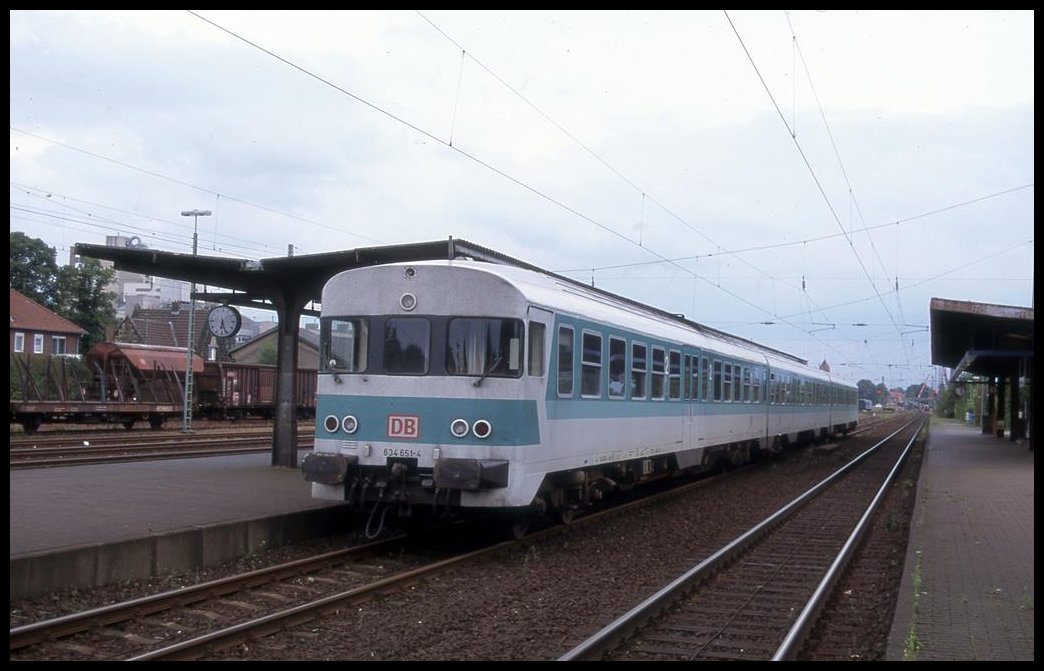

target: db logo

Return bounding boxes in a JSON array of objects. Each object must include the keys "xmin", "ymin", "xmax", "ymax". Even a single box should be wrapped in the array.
[{"xmin": 387, "ymin": 414, "xmax": 420, "ymax": 439}]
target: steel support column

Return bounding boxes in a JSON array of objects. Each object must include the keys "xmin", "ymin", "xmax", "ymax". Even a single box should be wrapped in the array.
[{"xmin": 271, "ymin": 290, "xmax": 309, "ymax": 468}]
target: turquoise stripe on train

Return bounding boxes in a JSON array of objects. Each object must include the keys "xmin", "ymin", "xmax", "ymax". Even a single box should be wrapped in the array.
[{"xmin": 315, "ymin": 395, "xmax": 540, "ymax": 446}]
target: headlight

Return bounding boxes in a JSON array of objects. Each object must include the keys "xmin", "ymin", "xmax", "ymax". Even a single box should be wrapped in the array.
[
  {"xmin": 472, "ymin": 419, "xmax": 492, "ymax": 439},
  {"xmin": 450, "ymin": 418, "xmax": 470, "ymax": 438},
  {"xmin": 341, "ymin": 415, "xmax": 359, "ymax": 434},
  {"xmin": 323, "ymin": 414, "xmax": 340, "ymax": 433}
]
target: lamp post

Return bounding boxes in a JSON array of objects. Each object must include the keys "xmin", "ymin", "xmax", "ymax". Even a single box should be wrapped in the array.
[{"xmin": 181, "ymin": 209, "xmax": 211, "ymax": 432}]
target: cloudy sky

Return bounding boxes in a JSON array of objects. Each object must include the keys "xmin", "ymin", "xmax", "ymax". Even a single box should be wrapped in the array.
[{"xmin": 10, "ymin": 10, "xmax": 1034, "ymax": 390}]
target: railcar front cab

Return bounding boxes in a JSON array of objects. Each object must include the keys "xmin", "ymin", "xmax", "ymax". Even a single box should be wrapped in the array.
[{"xmin": 303, "ymin": 283, "xmax": 547, "ymax": 524}]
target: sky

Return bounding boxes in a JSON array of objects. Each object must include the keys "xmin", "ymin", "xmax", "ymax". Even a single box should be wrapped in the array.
[{"xmin": 9, "ymin": 10, "xmax": 1034, "ymax": 391}]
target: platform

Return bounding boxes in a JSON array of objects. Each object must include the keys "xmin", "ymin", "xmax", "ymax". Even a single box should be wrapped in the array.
[
  {"xmin": 886, "ymin": 420, "xmax": 1034, "ymax": 661},
  {"xmin": 9, "ymin": 452, "xmax": 350, "ymax": 600}
]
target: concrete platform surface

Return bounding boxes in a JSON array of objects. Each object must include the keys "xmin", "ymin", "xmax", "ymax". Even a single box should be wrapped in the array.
[
  {"xmin": 886, "ymin": 421, "xmax": 1034, "ymax": 661},
  {"xmin": 10, "ymin": 453, "xmax": 333, "ymax": 558},
  {"xmin": 10, "ymin": 453, "xmax": 351, "ymax": 600}
]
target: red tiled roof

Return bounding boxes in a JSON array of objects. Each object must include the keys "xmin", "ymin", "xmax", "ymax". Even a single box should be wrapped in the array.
[
  {"xmin": 9, "ymin": 288, "xmax": 88, "ymax": 335},
  {"xmin": 123, "ymin": 304, "xmax": 213, "ymax": 349}
]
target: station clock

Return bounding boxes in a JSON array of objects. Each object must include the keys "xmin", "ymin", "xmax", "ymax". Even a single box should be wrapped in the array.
[{"xmin": 207, "ymin": 305, "xmax": 242, "ymax": 338}]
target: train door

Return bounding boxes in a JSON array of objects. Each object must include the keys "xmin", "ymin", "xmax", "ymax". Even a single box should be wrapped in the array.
[
  {"xmin": 685, "ymin": 352, "xmax": 712, "ymax": 461},
  {"xmin": 684, "ymin": 353, "xmax": 699, "ymax": 451},
  {"xmin": 526, "ymin": 306, "xmax": 553, "ymax": 379},
  {"xmin": 526, "ymin": 306, "xmax": 554, "ymax": 465}
]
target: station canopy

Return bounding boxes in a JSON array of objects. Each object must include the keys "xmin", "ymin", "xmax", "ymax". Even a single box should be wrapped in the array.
[
  {"xmin": 929, "ymin": 298, "xmax": 1034, "ymax": 381},
  {"xmin": 72, "ymin": 238, "xmax": 536, "ymax": 314}
]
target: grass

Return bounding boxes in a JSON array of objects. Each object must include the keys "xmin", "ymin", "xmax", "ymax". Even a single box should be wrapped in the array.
[{"xmin": 902, "ymin": 560, "xmax": 923, "ymax": 660}]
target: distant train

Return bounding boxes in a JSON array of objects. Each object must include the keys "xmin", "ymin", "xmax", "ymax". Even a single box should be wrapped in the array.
[
  {"xmin": 10, "ymin": 342, "xmax": 316, "ymax": 433},
  {"xmin": 303, "ymin": 260, "xmax": 858, "ymax": 530}
]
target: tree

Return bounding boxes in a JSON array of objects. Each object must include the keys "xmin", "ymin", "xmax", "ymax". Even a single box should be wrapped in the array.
[
  {"xmin": 259, "ymin": 340, "xmax": 278, "ymax": 365},
  {"xmin": 936, "ymin": 385, "xmax": 957, "ymax": 418},
  {"xmin": 10, "ymin": 231, "xmax": 59, "ymax": 308},
  {"xmin": 10, "ymin": 232, "xmax": 116, "ymax": 354},
  {"xmin": 55, "ymin": 257, "xmax": 116, "ymax": 353},
  {"xmin": 856, "ymin": 379, "xmax": 888, "ymax": 402}
]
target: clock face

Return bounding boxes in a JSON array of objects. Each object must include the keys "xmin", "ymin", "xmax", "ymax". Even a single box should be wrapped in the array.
[{"xmin": 207, "ymin": 305, "xmax": 241, "ymax": 338}]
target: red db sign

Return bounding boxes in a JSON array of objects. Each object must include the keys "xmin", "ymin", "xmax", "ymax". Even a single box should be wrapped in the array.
[{"xmin": 387, "ymin": 414, "xmax": 420, "ymax": 439}]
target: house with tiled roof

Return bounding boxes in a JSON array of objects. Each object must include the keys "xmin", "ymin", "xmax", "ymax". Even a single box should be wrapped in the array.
[
  {"xmin": 10, "ymin": 287, "xmax": 88, "ymax": 358},
  {"xmin": 114, "ymin": 301, "xmax": 238, "ymax": 361}
]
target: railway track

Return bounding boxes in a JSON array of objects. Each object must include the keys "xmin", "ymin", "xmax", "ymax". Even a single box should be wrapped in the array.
[
  {"xmin": 9, "ymin": 535, "xmax": 418, "ymax": 660},
  {"xmin": 10, "ymin": 514, "xmax": 552, "ymax": 661},
  {"xmin": 559, "ymin": 415, "xmax": 927, "ymax": 661},
  {"xmin": 10, "ymin": 428, "xmax": 316, "ymax": 468},
  {"xmin": 10, "ymin": 422, "xmax": 315, "ymax": 447}
]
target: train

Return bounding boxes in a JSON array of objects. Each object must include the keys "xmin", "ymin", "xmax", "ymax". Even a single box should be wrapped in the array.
[
  {"xmin": 10, "ymin": 341, "xmax": 317, "ymax": 433},
  {"xmin": 302, "ymin": 259, "xmax": 858, "ymax": 531}
]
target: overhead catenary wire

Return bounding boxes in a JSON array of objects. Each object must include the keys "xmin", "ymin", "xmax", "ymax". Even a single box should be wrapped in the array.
[
  {"xmin": 9, "ymin": 12, "xmax": 1030, "ymax": 387},
  {"xmin": 187, "ymin": 9, "xmax": 846, "ymax": 356}
]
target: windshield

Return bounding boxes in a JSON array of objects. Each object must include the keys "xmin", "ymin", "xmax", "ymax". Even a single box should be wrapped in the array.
[
  {"xmin": 446, "ymin": 317, "xmax": 523, "ymax": 378},
  {"xmin": 321, "ymin": 317, "xmax": 368, "ymax": 372}
]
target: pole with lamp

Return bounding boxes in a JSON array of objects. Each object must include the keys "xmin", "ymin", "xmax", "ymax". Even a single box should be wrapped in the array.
[{"xmin": 181, "ymin": 209, "xmax": 211, "ymax": 432}]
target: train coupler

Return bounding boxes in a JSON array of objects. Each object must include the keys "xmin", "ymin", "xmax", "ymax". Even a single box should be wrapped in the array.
[
  {"xmin": 433, "ymin": 458, "xmax": 509, "ymax": 490},
  {"xmin": 301, "ymin": 452, "xmax": 357, "ymax": 486}
]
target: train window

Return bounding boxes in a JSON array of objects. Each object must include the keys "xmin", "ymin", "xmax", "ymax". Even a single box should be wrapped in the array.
[
  {"xmin": 722, "ymin": 362, "xmax": 732, "ymax": 402},
  {"xmin": 581, "ymin": 331, "xmax": 602, "ymax": 398},
  {"xmin": 631, "ymin": 342, "xmax": 647, "ymax": 399},
  {"xmin": 669, "ymin": 350, "xmax": 682, "ymax": 400},
  {"xmin": 650, "ymin": 347, "xmax": 666, "ymax": 400},
  {"xmin": 608, "ymin": 336, "xmax": 626, "ymax": 398},
  {"xmin": 528, "ymin": 321, "xmax": 545, "ymax": 377},
  {"xmin": 683, "ymin": 354, "xmax": 693, "ymax": 400},
  {"xmin": 701, "ymin": 356, "xmax": 710, "ymax": 402},
  {"xmin": 446, "ymin": 318, "xmax": 524, "ymax": 379},
  {"xmin": 753, "ymin": 368, "xmax": 761, "ymax": 403},
  {"xmin": 713, "ymin": 360, "xmax": 722, "ymax": 401},
  {"xmin": 557, "ymin": 325, "xmax": 574, "ymax": 397},
  {"xmin": 743, "ymin": 366, "xmax": 751, "ymax": 403},
  {"xmin": 384, "ymin": 317, "xmax": 430, "ymax": 375},
  {"xmin": 322, "ymin": 317, "xmax": 368, "ymax": 373}
]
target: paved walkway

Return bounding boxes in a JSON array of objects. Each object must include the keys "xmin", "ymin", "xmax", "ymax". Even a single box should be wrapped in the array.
[
  {"xmin": 886, "ymin": 420, "xmax": 1034, "ymax": 661},
  {"xmin": 10, "ymin": 453, "xmax": 335, "ymax": 558}
]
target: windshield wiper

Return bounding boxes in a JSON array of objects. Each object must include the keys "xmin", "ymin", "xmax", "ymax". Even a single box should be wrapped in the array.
[{"xmin": 473, "ymin": 356, "xmax": 504, "ymax": 387}]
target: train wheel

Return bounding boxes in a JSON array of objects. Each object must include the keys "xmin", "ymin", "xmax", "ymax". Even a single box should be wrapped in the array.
[
  {"xmin": 21, "ymin": 416, "xmax": 41, "ymax": 435},
  {"xmin": 122, "ymin": 418, "xmax": 136, "ymax": 430},
  {"xmin": 510, "ymin": 519, "xmax": 531, "ymax": 539},
  {"xmin": 557, "ymin": 507, "xmax": 576, "ymax": 525}
]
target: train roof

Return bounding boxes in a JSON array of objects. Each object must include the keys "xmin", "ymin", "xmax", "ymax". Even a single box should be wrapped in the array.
[{"xmin": 328, "ymin": 259, "xmax": 852, "ymax": 386}]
